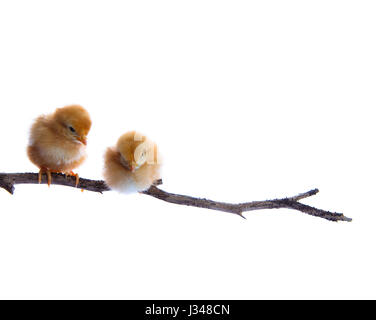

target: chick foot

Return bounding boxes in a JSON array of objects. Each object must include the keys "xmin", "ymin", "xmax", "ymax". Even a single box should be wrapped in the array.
[
  {"xmin": 64, "ymin": 171, "xmax": 80, "ymax": 187},
  {"xmin": 38, "ymin": 168, "xmax": 52, "ymax": 186}
]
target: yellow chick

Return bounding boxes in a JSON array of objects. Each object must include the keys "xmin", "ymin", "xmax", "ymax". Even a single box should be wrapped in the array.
[
  {"xmin": 27, "ymin": 105, "xmax": 92, "ymax": 186},
  {"xmin": 103, "ymin": 131, "xmax": 161, "ymax": 193}
]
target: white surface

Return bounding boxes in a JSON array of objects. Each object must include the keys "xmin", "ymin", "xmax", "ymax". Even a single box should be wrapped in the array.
[{"xmin": 0, "ymin": 0, "xmax": 375, "ymax": 299}]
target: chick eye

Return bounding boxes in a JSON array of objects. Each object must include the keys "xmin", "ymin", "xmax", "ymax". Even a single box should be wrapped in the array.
[{"xmin": 68, "ymin": 126, "xmax": 76, "ymax": 133}]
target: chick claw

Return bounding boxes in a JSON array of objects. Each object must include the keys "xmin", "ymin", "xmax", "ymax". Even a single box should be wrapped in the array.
[
  {"xmin": 65, "ymin": 171, "xmax": 80, "ymax": 187},
  {"xmin": 46, "ymin": 170, "xmax": 52, "ymax": 187},
  {"xmin": 38, "ymin": 169, "xmax": 43, "ymax": 184}
]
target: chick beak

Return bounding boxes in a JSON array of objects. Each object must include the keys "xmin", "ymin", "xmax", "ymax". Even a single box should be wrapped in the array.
[
  {"xmin": 131, "ymin": 166, "xmax": 136, "ymax": 173},
  {"xmin": 77, "ymin": 136, "xmax": 87, "ymax": 145}
]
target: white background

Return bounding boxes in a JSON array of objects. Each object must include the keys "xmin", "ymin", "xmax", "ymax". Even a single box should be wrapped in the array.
[{"xmin": 0, "ymin": 0, "xmax": 375, "ymax": 299}]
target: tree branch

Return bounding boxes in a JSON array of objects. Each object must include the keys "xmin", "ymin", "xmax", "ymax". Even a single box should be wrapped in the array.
[{"xmin": 0, "ymin": 172, "xmax": 351, "ymax": 222}]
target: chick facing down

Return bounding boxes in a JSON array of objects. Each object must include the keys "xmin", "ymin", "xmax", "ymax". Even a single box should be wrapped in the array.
[
  {"xmin": 27, "ymin": 105, "xmax": 92, "ymax": 186},
  {"xmin": 103, "ymin": 131, "xmax": 161, "ymax": 194}
]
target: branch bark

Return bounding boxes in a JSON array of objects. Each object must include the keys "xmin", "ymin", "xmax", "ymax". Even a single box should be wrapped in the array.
[{"xmin": 0, "ymin": 172, "xmax": 351, "ymax": 222}]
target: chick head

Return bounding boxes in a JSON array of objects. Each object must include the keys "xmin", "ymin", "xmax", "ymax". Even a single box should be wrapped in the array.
[
  {"xmin": 117, "ymin": 131, "xmax": 157, "ymax": 172},
  {"xmin": 53, "ymin": 105, "xmax": 92, "ymax": 145}
]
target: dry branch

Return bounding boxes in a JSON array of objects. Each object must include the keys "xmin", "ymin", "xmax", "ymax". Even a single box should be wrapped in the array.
[{"xmin": 0, "ymin": 172, "xmax": 351, "ymax": 222}]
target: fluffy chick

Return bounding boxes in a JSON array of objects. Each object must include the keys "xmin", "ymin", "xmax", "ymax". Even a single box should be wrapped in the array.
[
  {"xmin": 103, "ymin": 131, "xmax": 161, "ymax": 193},
  {"xmin": 27, "ymin": 105, "xmax": 92, "ymax": 186}
]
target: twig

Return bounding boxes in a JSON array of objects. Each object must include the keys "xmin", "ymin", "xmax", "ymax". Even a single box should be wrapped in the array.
[{"xmin": 0, "ymin": 172, "xmax": 351, "ymax": 222}]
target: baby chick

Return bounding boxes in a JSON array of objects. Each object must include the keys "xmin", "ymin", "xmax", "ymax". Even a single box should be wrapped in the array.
[
  {"xmin": 27, "ymin": 105, "xmax": 91, "ymax": 187},
  {"xmin": 103, "ymin": 131, "xmax": 161, "ymax": 193}
]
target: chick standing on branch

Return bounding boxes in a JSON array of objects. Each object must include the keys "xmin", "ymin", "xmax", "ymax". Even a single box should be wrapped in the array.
[
  {"xmin": 27, "ymin": 105, "xmax": 92, "ymax": 187},
  {"xmin": 103, "ymin": 131, "xmax": 161, "ymax": 193}
]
